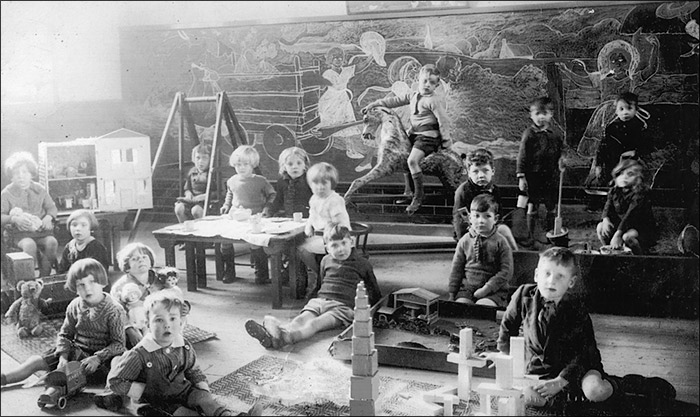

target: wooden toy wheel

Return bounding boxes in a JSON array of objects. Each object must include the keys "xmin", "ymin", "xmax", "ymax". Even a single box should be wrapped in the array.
[
  {"xmin": 262, "ymin": 125, "xmax": 296, "ymax": 161},
  {"xmin": 57, "ymin": 396, "xmax": 67, "ymax": 410},
  {"xmin": 37, "ymin": 400, "xmax": 46, "ymax": 409}
]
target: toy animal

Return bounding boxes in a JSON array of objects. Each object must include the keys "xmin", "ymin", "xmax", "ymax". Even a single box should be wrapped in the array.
[
  {"xmin": 37, "ymin": 361, "xmax": 87, "ymax": 410},
  {"xmin": 343, "ymin": 106, "xmax": 467, "ymax": 206},
  {"xmin": 5, "ymin": 279, "xmax": 52, "ymax": 338},
  {"xmin": 120, "ymin": 282, "xmax": 148, "ymax": 335},
  {"xmin": 153, "ymin": 266, "xmax": 184, "ymax": 300}
]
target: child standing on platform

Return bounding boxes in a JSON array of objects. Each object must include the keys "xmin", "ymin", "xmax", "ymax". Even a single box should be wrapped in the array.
[
  {"xmin": 57, "ymin": 209, "xmax": 110, "ymax": 274},
  {"xmin": 363, "ymin": 63, "xmax": 452, "ymax": 214},
  {"xmin": 494, "ymin": 247, "xmax": 675, "ymax": 410},
  {"xmin": 452, "ymin": 148, "xmax": 517, "ymax": 249},
  {"xmin": 1, "ymin": 258, "xmax": 126, "ymax": 387},
  {"xmin": 298, "ymin": 162, "xmax": 351, "ymax": 297},
  {"xmin": 219, "ymin": 145, "xmax": 276, "ymax": 284},
  {"xmin": 448, "ymin": 194, "xmax": 513, "ymax": 307},
  {"xmin": 175, "ymin": 144, "xmax": 215, "ymax": 223},
  {"xmin": 516, "ymin": 97, "xmax": 566, "ymax": 245},
  {"xmin": 96, "ymin": 291, "xmax": 233, "ymax": 416},
  {"xmin": 1, "ymin": 151, "xmax": 59, "ymax": 276},
  {"xmin": 245, "ymin": 224, "xmax": 381, "ymax": 350},
  {"xmin": 110, "ymin": 242, "xmax": 157, "ymax": 347},
  {"xmin": 596, "ymin": 158, "xmax": 656, "ymax": 255},
  {"xmin": 268, "ymin": 146, "xmax": 313, "ymax": 218}
]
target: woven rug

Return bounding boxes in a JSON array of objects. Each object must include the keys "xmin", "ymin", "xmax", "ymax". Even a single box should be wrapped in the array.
[
  {"xmin": 210, "ymin": 355, "xmax": 699, "ymax": 416},
  {"xmin": 1, "ymin": 319, "xmax": 216, "ymax": 365}
]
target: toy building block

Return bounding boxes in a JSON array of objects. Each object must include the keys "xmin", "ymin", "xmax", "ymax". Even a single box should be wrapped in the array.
[
  {"xmin": 422, "ymin": 387, "xmax": 460, "ymax": 417},
  {"xmin": 353, "ymin": 319, "xmax": 373, "ymax": 336},
  {"xmin": 350, "ymin": 399, "xmax": 376, "ymax": 416},
  {"xmin": 352, "ymin": 350, "xmax": 378, "ymax": 376},
  {"xmin": 5, "ymin": 252, "xmax": 35, "ymax": 282},
  {"xmin": 351, "ymin": 334, "xmax": 375, "ymax": 355},
  {"xmin": 475, "ymin": 353, "xmax": 525, "ymax": 416},
  {"xmin": 446, "ymin": 328, "xmax": 487, "ymax": 399},
  {"xmin": 510, "ymin": 336, "xmax": 525, "ymax": 379},
  {"xmin": 351, "ymin": 375, "xmax": 379, "ymax": 400},
  {"xmin": 406, "ymin": 397, "xmax": 444, "ymax": 416},
  {"xmin": 494, "ymin": 355, "xmax": 513, "ymax": 389}
]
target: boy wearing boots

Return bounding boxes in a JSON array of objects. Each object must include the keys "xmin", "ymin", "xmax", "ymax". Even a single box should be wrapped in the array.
[
  {"xmin": 219, "ymin": 145, "xmax": 276, "ymax": 284},
  {"xmin": 362, "ymin": 63, "xmax": 452, "ymax": 215},
  {"xmin": 515, "ymin": 97, "xmax": 566, "ymax": 247},
  {"xmin": 490, "ymin": 247, "xmax": 676, "ymax": 412}
]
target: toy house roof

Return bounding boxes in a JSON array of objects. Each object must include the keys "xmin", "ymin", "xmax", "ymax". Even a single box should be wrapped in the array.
[
  {"xmin": 393, "ymin": 288, "xmax": 440, "ymax": 302},
  {"xmin": 98, "ymin": 128, "xmax": 149, "ymax": 139}
]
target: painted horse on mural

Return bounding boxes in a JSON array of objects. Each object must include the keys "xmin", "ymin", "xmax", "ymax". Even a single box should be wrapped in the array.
[{"xmin": 343, "ymin": 106, "xmax": 467, "ymax": 208}]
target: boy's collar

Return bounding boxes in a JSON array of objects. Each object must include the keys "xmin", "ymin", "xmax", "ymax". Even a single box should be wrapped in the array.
[
  {"xmin": 468, "ymin": 224, "xmax": 498, "ymax": 239},
  {"xmin": 467, "ymin": 179, "xmax": 494, "ymax": 190},
  {"xmin": 139, "ymin": 333, "xmax": 186, "ymax": 352},
  {"xmin": 531, "ymin": 123, "xmax": 552, "ymax": 133}
]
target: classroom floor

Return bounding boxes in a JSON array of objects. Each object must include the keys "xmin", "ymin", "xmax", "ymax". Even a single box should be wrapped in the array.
[{"xmin": 1, "ymin": 219, "xmax": 698, "ymax": 415}]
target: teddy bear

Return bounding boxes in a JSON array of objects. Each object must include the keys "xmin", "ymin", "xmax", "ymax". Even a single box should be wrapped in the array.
[
  {"xmin": 9, "ymin": 207, "xmax": 43, "ymax": 232},
  {"xmin": 4, "ymin": 279, "xmax": 52, "ymax": 338},
  {"xmin": 120, "ymin": 283, "xmax": 148, "ymax": 336}
]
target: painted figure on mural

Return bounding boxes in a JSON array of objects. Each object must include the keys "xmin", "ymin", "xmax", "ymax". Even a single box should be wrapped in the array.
[
  {"xmin": 317, "ymin": 46, "xmax": 374, "ymax": 161},
  {"xmin": 556, "ymin": 29, "xmax": 659, "ymax": 165}
]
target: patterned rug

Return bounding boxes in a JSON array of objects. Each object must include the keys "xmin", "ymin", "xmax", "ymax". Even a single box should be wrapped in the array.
[
  {"xmin": 1, "ymin": 318, "xmax": 216, "ymax": 365},
  {"xmin": 210, "ymin": 355, "xmax": 699, "ymax": 416}
]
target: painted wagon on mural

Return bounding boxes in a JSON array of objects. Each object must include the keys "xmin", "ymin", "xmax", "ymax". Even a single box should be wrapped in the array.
[{"xmin": 217, "ymin": 55, "xmax": 333, "ymax": 161}]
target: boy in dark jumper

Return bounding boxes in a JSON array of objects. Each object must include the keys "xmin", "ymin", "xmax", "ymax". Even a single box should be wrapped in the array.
[
  {"xmin": 494, "ymin": 247, "xmax": 675, "ymax": 411},
  {"xmin": 246, "ymin": 224, "xmax": 381, "ymax": 349}
]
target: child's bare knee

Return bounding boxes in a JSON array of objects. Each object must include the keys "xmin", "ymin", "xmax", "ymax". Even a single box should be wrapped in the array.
[{"xmin": 582, "ymin": 372, "xmax": 611, "ymax": 402}]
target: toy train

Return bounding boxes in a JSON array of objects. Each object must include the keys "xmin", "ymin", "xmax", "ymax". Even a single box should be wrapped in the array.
[{"xmin": 37, "ymin": 361, "xmax": 87, "ymax": 410}]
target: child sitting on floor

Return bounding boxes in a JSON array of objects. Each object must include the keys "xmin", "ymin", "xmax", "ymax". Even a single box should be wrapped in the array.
[
  {"xmin": 95, "ymin": 291, "xmax": 233, "ymax": 416},
  {"xmin": 1, "ymin": 258, "xmax": 126, "ymax": 386},
  {"xmin": 57, "ymin": 208, "xmax": 111, "ymax": 274},
  {"xmin": 596, "ymin": 158, "xmax": 657, "ymax": 255},
  {"xmin": 447, "ymin": 193, "xmax": 513, "ymax": 308},
  {"xmin": 110, "ymin": 242, "xmax": 157, "ymax": 347},
  {"xmin": 452, "ymin": 148, "xmax": 517, "ymax": 249},
  {"xmin": 246, "ymin": 223, "xmax": 381, "ymax": 350},
  {"xmin": 175, "ymin": 143, "xmax": 216, "ymax": 223},
  {"xmin": 491, "ymin": 247, "xmax": 675, "ymax": 411},
  {"xmin": 219, "ymin": 145, "xmax": 277, "ymax": 284},
  {"xmin": 298, "ymin": 162, "xmax": 351, "ymax": 297}
]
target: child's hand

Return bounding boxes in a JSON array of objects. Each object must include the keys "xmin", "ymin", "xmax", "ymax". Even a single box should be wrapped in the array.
[
  {"xmin": 40, "ymin": 215, "xmax": 54, "ymax": 231},
  {"xmin": 447, "ymin": 293, "xmax": 456, "ymax": 302},
  {"xmin": 534, "ymin": 377, "xmax": 567, "ymax": 399},
  {"xmin": 473, "ymin": 286, "xmax": 490, "ymax": 299},
  {"xmin": 57, "ymin": 356, "xmax": 69, "ymax": 371},
  {"xmin": 192, "ymin": 194, "xmax": 206, "ymax": 202},
  {"xmin": 220, "ymin": 206, "xmax": 229, "ymax": 215},
  {"xmin": 621, "ymin": 150, "xmax": 636, "ymax": 159},
  {"xmin": 610, "ymin": 232, "xmax": 624, "ymax": 249},
  {"xmin": 361, "ymin": 102, "xmax": 378, "ymax": 114},
  {"xmin": 184, "ymin": 191, "xmax": 194, "ymax": 200},
  {"xmin": 194, "ymin": 381, "xmax": 210, "ymax": 392},
  {"xmin": 261, "ymin": 208, "xmax": 271, "ymax": 217},
  {"xmin": 305, "ymin": 225, "xmax": 313, "ymax": 238},
  {"xmin": 518, "ymin": 177, "xmax": 528, "ymax": 192},
  {"xmin": 81, "ymin": 355, "xmax": 101, "ymax": 374},
  {"xmin": 601, "ymin": 217, "xmax": 614, "ymax": 235},
  {"xmin": 594, "ymin": 166, "xmax": 602, "ymax": 177}
]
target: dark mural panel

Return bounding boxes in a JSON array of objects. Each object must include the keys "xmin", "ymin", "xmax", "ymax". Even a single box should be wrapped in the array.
[{"xmin": 119, "ymin": 2, "xmax": 698, "ymax": 189}]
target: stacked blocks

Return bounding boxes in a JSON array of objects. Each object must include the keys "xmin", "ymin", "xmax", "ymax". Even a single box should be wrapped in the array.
[
  {"xmin": 350, "ymin": 282, "xmax": 377, "ymax": 416},
  {"xmin": 5, "ymin": 252, "xmax": 35, "ymax": 283},
  {"xmin": 446, "ymin": 328, "xmax": 487, "ymax": 400},
  {"xmin": 475, "ymin": 336, "xmax": 526, "ymax": 416}
]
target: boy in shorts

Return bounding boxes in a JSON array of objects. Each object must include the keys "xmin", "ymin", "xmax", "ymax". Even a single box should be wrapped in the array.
[{"xmin": 245, "ymin": 224, "xmax": 381, "ymax": 349}]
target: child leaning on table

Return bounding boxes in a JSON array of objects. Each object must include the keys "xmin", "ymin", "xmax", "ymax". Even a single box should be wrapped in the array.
[
  {"xmin": 218, "ymin": 145, "xmax": 276, "ymax": 284},
  {"xmin": 490, "ymin": 247, "xmax": 675, "ymax": 411},
  {"xmin": 298, "ymin": 162, "xmax": 351, "ymax": 297},
  {"xmin": 268, "ymin": 146, "xmax": 313, "ymax": 218},
  {"xmin": 1, "ymin": 258, "xmax": 126, "ymax": 387},
  {"xmin": 246, "ymin": 223, "xmax": 381, "ymax": 350},
  {"xmin": 56, "ymin": 208, "xmax": 111, "ymax": 274},
  {"xmin": 175, "ymin": 143, "xmax": 216, "ymax": 223},
  {"xmin": 447, "ymin": 193, "xmax": 513, "ymax": 308},
  {"xmin": 95, "ymin": 291, "xmax": 234, "ymax": 416}
]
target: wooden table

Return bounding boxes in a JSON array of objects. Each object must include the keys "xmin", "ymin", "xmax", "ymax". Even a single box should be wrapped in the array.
[{"xmin": 151, "ymin": 218, "xmax": 306, "ymax": 309}]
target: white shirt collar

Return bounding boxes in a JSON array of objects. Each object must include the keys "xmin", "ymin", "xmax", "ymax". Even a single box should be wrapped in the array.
[{"xmin": 138, "ymin": 333, "xmax": 186, "ymax": 352}]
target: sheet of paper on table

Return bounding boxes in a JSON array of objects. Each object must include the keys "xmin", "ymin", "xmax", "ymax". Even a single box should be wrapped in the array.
[{"xmin": 159, "ymin": 217, "xmax": 304, "ymax": 247}]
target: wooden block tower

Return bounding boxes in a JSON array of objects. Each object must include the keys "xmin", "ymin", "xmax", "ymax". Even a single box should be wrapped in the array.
[
  {"xmin": 474, "ymin": 336, "xmax": 526, "ymax": 416},
  {"xmin": 350, "ymin": 282, "xmax": 378, "ymax": 416},
  {"xmin": 446, "ymin": 327, "xmax": 487, "ymax": 400}
]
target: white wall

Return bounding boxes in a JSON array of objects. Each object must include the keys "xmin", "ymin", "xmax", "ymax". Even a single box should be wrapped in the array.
[{"xmin": 1, "ymin": 1, "xmax": 347, "ymax": 104}]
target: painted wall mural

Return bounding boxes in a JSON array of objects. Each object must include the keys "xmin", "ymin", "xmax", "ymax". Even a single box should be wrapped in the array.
[{"xmin": 120, "ymin": 1, "xmax": 698, "ymax": 190}]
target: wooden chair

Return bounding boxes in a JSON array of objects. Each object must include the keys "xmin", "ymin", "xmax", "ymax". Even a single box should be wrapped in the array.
[{"xmin": 350, "ymin": 222, "xmax": 372, "ymax": 258}]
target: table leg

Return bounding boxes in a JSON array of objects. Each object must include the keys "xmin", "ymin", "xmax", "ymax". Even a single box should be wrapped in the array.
[
  {"xmin": 185, "ymin": 243, "xmax": 197, "ymax": 292},
  {"xmin": 214, "ymin": 244, "xmax": 223, "ymax": 281},
  {"xmin": 110, "ymin": 223, "xmax": 120, "ymax": 271},
  {"xmin": 269, "ymin": 252, "xmax": 282, "ymax": 309},
  {"xmin": 163, "ymin": 243, "xmax": 177, "ymax": 268},
  {"xmin": 195, "ymin": 243, "xmax": 207, "ymax": 288},
  {"xmin": 288, "ymin": 244, "xmax": 298, "ymax": 300}
]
